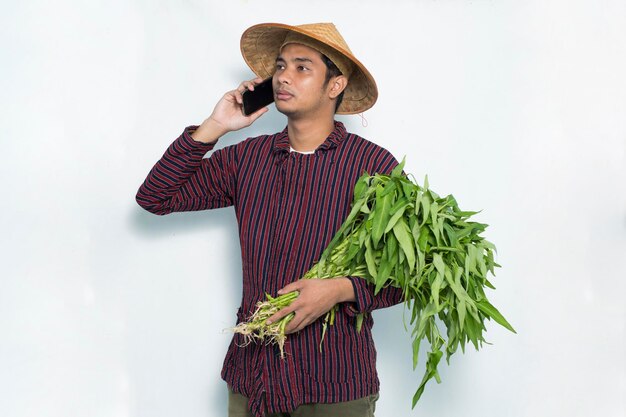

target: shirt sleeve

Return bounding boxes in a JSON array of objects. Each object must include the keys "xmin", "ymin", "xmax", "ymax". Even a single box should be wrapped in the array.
[
  {"xmin": 135, "ymin": 125, "xmax": 238, "ymax": 215},
  {"xmin": 342, "ymin": 276, "xmax": 404, "ymax": 316}
]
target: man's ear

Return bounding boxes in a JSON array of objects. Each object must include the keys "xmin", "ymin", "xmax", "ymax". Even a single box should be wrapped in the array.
[{"xmin": 328, "ymin": 75, "xmax": 348, "ymax": 99}]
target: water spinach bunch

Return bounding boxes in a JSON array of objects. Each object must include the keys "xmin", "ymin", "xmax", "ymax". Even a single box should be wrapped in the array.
[{"xmin": 233, "ymin": 158, "xmax": 515, "ymax": 407}]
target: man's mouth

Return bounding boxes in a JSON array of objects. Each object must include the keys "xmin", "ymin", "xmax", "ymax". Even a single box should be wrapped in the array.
[{"xmin": 275, "ymin": 89, "xmax": 293, "ymax": 100}]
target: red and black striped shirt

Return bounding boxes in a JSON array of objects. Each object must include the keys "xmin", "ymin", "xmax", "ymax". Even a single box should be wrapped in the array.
[{"xmin": 136, "ymin": 120, "xmax": 403, "ymax": 416}]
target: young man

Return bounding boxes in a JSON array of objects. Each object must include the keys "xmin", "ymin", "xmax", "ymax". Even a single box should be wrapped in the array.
[{"xmin": 136, "ymin": 23, "xmax": 402, "ymax": 417}]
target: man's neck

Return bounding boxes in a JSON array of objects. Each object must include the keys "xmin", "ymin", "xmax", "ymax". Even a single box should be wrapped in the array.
[{"xmin": 286, "ymin": 117, "xmax": 336, "ymax": 153}]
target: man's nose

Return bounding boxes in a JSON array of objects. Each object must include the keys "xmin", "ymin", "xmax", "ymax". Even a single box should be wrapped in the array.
[{"xmin": 276, "ymin": 69, "xmax": 291, "ymax": 84}]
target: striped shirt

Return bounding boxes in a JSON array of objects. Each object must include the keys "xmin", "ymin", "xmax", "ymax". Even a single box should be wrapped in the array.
[{"xmin": 136, "ymin": 120, "xmax": 403, "ymax": 416}]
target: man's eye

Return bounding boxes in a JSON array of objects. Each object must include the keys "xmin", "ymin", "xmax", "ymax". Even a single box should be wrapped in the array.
[{"xmin": 298, "ymin": 66, "xmax": 308, "ymax": 71}]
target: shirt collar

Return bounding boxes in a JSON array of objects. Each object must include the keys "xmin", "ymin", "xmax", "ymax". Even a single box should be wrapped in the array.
[{"xmin": 272, "ymin": 120, "xmax": 348, "ymax": 154}]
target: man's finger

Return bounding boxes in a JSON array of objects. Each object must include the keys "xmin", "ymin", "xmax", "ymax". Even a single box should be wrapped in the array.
[
  {"xmin": 285, "ymin": 313, "xmax": 312, "ymax": 334},
  {"xmin": 247, "ymin": 106, "xmax": 268, "ymax": 122},
  {"xmin": 266, "ymin": 304, "xmax": 295, "ymax": 325},
  {"xmin": 277, "ymin": 280, "xmax": 304, "ymax": 295},
  {"xmin": 284, "ymin": 313, "xmax": 306, "ymax": 334},
  {"xmin": 233, "ymin": 90, "xmax": 243, "ymax": 105}
]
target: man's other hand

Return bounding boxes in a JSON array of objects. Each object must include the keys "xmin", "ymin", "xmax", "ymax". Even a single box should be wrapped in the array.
[{"xmin": 266, "ymin": 277, "xmax": 356, "ymax": 334}]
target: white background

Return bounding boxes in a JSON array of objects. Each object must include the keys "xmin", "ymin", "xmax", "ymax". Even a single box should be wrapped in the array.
[{"xmin": 1, "ymin": 1, "xmax": 625, "ymax": 416}]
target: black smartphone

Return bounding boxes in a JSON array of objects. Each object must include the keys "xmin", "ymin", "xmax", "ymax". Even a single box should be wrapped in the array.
[{"xmin": 242, "ymin": 77, "xmax": 274, "ymax": 116}]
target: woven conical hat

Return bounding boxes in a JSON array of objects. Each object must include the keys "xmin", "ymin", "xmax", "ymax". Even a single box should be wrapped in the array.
[{"xmin": 240, "ymin": 22, "xmax": 378, "ymax": 115}]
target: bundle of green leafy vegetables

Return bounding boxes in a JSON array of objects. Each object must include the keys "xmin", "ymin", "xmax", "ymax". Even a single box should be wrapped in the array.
[{"xmin": 233, "ymin": 158, "xmax": 515, "ymax": 406}]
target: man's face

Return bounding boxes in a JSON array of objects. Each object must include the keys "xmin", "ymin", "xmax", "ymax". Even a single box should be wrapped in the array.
[{"xmin": 272, "ymin": 43, "xmax": 334, "ymax": 118}]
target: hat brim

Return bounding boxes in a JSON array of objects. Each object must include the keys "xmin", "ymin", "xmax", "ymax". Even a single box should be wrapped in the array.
[{"xmin": 240, "ymin": 23, "xmax": 378, "ymax": 115}]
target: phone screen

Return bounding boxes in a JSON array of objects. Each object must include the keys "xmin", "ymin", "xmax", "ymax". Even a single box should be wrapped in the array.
[{"xmin": 242, "ymin": 78, "xmax": 274, "ymax": 116}]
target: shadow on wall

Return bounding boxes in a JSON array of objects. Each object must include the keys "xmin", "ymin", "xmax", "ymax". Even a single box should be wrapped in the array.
[
  {"xmin": 129, "ymin": 203, "xmax": 236, "ymax": 237},
  {"xmin": 128, "ymin": 206, "xmax": 241, "ymax": 416}
]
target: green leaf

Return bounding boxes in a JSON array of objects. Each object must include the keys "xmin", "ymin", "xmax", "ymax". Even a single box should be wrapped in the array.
[
  {"xmin": 398, "ymin": 264, "xmax": 409, "ymax": 293},
  {"xmin": 345, "ymin": 241, "xmax": 361, "ymax": 263},
  {"xmin": 477, "ymin": 249, "xmax": 488, "ymax": 276},
  {"xmin": 416, "ymin": 248, "xmax": 425, "ymax": 277},
  {"xmin": 421, "ymin": 193, "xmax": 431, "ymax": 226},
  {"xmin": 415, "ymin": 302, "xmax": 437, "ymax": 336},
  {"xmin": 445, "ymin": 322, "xmax": 459, "ymax": 363},
  {"xmin": 456, "ymin": 210, "xmax": 480, "ymax": 219},
  {"xmin": 412, "ymin": 336, "xmax": 421, "ymax": 370},
  {"xmin": 356, "ymin": 313, "xmax": 364, "ymax": 332},
  {"xmin": 380, "ymin": 179, "xmax": 397, "ymax": 197},
  {"xmin": 372, "ymin": 186, "xmax": 393, "ymax": 247},
  {"xmin": 375, "ymin": 246, "xmax": 394, "ymax": 295},
  {"xmin": 482, "ymin": 239, "xmax": 497, "ymax": 251},
  {"xmin": 393, "ymin": 217, "xmax": 416, "ymax": 273},
  {"xmin": 412, "ymin": 348, "xmax": 443, "ymax": 408},
  {"xmin": 387, "ymin": 232, "xmax": 398, "ymax": 260},
  {"xmin": 352, "ymin": 173, "xmax": 370, "ymax": 200},
  {"xmin": 391, "ymin": 157, "xmax": 406, "ymax": 178},
  {"xmin": 431, "ymin": 270, "xmax": 444, "ymax": 309},
  {"xmin": 364, "ymin": 238, "xmax": 378, "ymax": 279},
  {"xmin": 318, "ymin": 195, "xmax": 368, "ymax": 265},
  {"xmin": 385, "ymin": 203, "xmax": 408, "ymax": 234},
  {"xmin": 443, "ymin": 265, "xmax": 471, "ymax": 306},
  {"xmin": 433, "ymin": 253, "xmax": 445, "ymax": 276},
  {"xmin": 467, "ymin": 244, "xmax": 478, "ymax": 275},
  {"xmin": 358, "ymin": 225, "xmax": 368, "ymax": 247},
  {"xmin": 398, "ymin": 243, "xmax": 405, "ymax": 265},
  {"xmin": 389, "ymin": 196, "xmax": 410, "ymax": 215},
  {"xmin": 457, "ymin": 299, "xmax": 466, "ymax": 332},
  {"xmin": 414, "ymin": 190, "xmax": 422, "ymax": 216},
  {"xmin": 430, "ymin": 224, "xmax": 440, "ymax": 248},
  {"xmin": 430, "ymin": 201, "xmax": 439, "ymax": 228},
  {"xmin": 401, "ymin": 178, "xmax": 415, "ymax": 199},
  {"xmin": 442, "ymin": 222, "xmax": 458, "ymax": 247},
  {"xmin": 417, "ymin": 226, "xmax": 430, "ymax": 252},
  {"xmin": 476, "ymin": 299, "xmax": 517, "ymax": 333},
  {"xmin": 464, "ymin": 315, "xmax": 482, "ymax": 350}
]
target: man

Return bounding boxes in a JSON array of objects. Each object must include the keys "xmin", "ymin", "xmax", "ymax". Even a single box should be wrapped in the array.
[{"xmin": 136, "ymin": 23, "xmax": 402, "ymax": 417}]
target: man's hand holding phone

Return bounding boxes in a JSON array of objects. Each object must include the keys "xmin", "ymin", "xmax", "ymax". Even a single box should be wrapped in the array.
[{"xmin": 191, "ymin": 77, "xmax": 270, "ymax": 144}]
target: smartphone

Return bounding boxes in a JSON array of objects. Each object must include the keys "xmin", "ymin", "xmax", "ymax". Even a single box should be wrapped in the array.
[{"xmin": 242, "ymin": 77, "xmax": 274, "ymax": 116}]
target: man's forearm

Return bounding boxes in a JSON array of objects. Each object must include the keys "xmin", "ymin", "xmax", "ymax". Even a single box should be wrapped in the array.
[
  {"xmin": 333, "ymin": 277, "xmax": 357, "ymax": 303},
  {"xmin": 190, "ymin": 117, "xmax": 228, "ymax": 144}
]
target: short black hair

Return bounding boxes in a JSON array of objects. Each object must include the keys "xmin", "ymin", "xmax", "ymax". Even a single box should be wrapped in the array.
[{"xmin": 321, "ymin": 54, "xmax": 345, "ymax": 113}]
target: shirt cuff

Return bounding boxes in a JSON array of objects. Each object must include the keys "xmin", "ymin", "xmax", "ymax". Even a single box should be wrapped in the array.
[
  {"xmin": 180, "ymin": 125, "xmax": 218, "ymax": 151},
  {"xmin": 342, "ymin": 276, "xmax": 370, "ymax": 317}
]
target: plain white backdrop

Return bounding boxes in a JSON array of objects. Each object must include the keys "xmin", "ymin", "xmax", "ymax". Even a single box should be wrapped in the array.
[{"xmin": 1, "ymin": 1, "xmax": 625, "ymax": 416}]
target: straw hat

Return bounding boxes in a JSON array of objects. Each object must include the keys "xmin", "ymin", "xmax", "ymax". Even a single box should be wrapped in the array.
[{"xmin": 240, "ymin": 22, "xmax": 378, "ymax": 115}]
